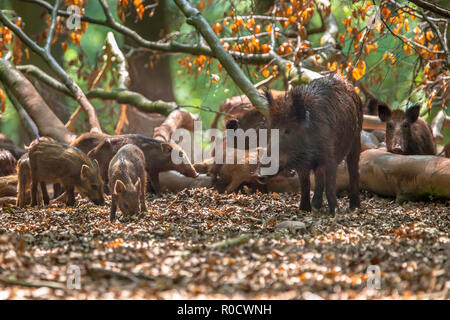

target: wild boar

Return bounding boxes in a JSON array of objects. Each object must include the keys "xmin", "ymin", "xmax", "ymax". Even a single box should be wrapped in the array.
[
  {"xmin": 0, "ymin": 149, "xmax": 16, "ymax": 176},
  {"xmin": 70, "ymin": 132, "xmax": 109, "ymax": 154},
  {"xmin": 88, "ymin": 134, "xmax": 197, "ymax": 194},
  {"xmin": 108, "ymin": 144, "xmax": 147, "ymax": 222},
  {"xmin": 265, "ymin": 74, "xmax": 363, "ymax": 215},
  {"xmin": 443, "ymin": 142, "xmax": 450, "ymax": 158},
  {"xmin": 28, "ymin": 141, "xmax": 104, "ymax": 207},
  {"xmin": 209, "ymin": 148, "xmax": 264, "ymax": 193},
  {"xmin": 377, "ymin": 103, "xmax": 436, "ymax": 155},
  {"xmin": 0, "ymin": 134, "xmax": 26, "ymax": 159},
  {"xmin": 16, "ymin": 137, "xmax": 54, "ymax": 207}
]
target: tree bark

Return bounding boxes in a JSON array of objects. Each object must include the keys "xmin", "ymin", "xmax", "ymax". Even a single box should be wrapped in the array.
[
  {"xmin": 0, "ymin": 59, "xmax": 76, "ymax": 143},
  {"xmin": 153, "ymin": 109, "xmax": 197, "ymax": 142},
  {"xmin": 174, "ymin": 0, "xmax": 269, "ymax": 115}
]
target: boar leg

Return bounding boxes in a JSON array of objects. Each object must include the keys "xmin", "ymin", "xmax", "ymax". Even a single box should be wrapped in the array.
[
  {"xmin": 110, "ymin": 197, "xmax": 117, "ymax": 222},
  {"xmin": 53, "ymin": 183, "xmax": 63, "ymax": 198},
  {"xmin": 40, "ymin": 182, "xmax": 50, "ymax": 205},
  {"xmin": 65, "ymin": 186, "xmax": 76, "ymax": 206},
  {"xmin": 225, "ymin": 177, "xmax": 244, "ymax": 193},
  {"xmin": 298, "ymin": 170, "xmax": 312, "ymax": 212},
  {"xmin": 140, "ymin": 178, "xmax": 147, "ymax": 213},
  {"xmin": 148, "ymin": 170, "xmax": 161, "ymax": 195},
  {"xmin": 312, "ymin": 166, "xmax": 325, "ymax": 211},
  {"xmin": 346, "ymin": 141, "xmax": 361, "ymax": 209},
  {"xmin": 325, "ymin": 163, "xmax": 338, "ymax": 215},
  {"xmin": 17, "ymin": 174, "xmax": 27, "ymax": 208},
  {"xmin": 30, "ymin": 176, "xmax": 38, "ymax": 207}
]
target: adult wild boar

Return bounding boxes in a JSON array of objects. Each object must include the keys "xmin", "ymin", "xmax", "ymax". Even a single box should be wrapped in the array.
[
  {"xmin": 88, "ymin": 134, "xmax": 197, "ymax": 194},
  {"xmin": 28, "ymin": 141, "xmax": 104, "ymax": 207},
  {"xmin": 70, "ymin": 132, "xmax": 110, "ymax": 154},
  {"xmin": 108, "ymin": 144, "xmax": 147, "ymax": 222},
  {"xmin": 377, "ymin": 101, "xmax": 436, "ymax": 155},
  {"xmin": 265, "ymin": 74, "xmax": 363, "ymax": 215}
]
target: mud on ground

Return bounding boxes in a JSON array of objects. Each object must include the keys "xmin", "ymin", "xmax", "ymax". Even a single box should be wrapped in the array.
[{"xmin": 0, "ymin": 189, "xmax": 448, "ymax": 299}]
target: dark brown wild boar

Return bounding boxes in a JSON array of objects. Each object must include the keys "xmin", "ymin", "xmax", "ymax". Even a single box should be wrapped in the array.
[
  {"xmin": 377, "ymin": 101, "xmax": 436, "ymax": 155},
  {"xmin": 0, "ymin": 149, "xmax": 16, "ymax": 176},
  {"xmin": 108, "ymin": 144, "xmax": 147, "ymax": 222},
  {"xmin": 29, "ymin": 141, "xmax": 104, "ymax": 207},
  {"xmin": 70, "ymin": 132, "xmax": 109, "ymax": 154},
  {"xmin": 0, "ymin": 134, "xmax": 26, "ymax": 159},
  {"xmin": 88, "ymin": 134, "xmax": 197, "ymax": 194},
  {"xmin": 443, "ymin": 142, "xmax": 450, "ymax": 158},
  {"xmin": 211, "ymin": 90, "xmax": 284, "ymax": 129},
  {"xmin": 265, "ymin": 74, "xmax": 363, "ymax": 215}
]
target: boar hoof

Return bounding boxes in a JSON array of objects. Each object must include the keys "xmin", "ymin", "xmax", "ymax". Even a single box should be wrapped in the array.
[{"xmin": 299, "ymin": 202, "xmax": 311, "ymax": 212}]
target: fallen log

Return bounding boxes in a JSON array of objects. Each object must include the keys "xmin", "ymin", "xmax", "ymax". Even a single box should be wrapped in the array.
[
  {"xmin": 159, "ymin": 171, "xmax": 214, "ymax": 193},
  {"xmin": 0, "ymin": 175, "xmax": 18, "ymax": 198},
  {"xmin": 358, "ymin": 149, "xmax": 450, "ymax": 201},
  {"xmin": 153, "ymin": 109, "xmax": 197, "ymax": 143}
]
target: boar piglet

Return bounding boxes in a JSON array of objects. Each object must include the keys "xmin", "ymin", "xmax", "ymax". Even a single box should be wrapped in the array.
[
  {"xmin": 208, "ymin": 148, "xmax": 264, "ymax": 193},
  {"xmin": 377, "ymin": 102, "xmax": 436, "ymax": 155},
  {"xmin": 17, "ymin": 137, "xmax": 55, "ymax": 207},
  {"xmin": 28, "ymin": 141, "xmax": 104, "ymax": 207},
  {"xmin": 0, "ymin": 149, "xmax": 16, "ymax": 176},
  {"xmin": 88, "ymin": 134, "xmax": 197, "ymax": 194},
  {"xmin": 108, "ymin": 144, "xmax": 147, "ymax": 222},
  {"xmin": 70, "ymin": 132, "xmax": 110, "ymax": 154},
  {"xmin": 265, "ymin": 74, "xmax": 363, "ymax": 215}
]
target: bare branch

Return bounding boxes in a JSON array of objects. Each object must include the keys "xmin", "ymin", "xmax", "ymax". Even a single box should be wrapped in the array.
[
  {"xmin": 173, "ymin": 0, "xmax": 269, "ymax": 114},
  {"xmin": 45, "ymin": 0, "xmax": 60, "ymax": 52},
  {"xmin": 0, "ymin": 10, "xmax": 102, "ymax": 133},
  {"xmin": 408, "ymin": 0, "xmax": 450, "ymax": 19}
]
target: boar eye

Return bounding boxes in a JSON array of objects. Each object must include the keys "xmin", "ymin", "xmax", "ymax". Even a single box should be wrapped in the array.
[
  {"xmin": 402, "ymin": 123, "xmax": 409, "ymax": 128},
  {"xmin": 284, "ymin": 128, "xmax": 291, "ymax": 135},
  {"xmin": 91, "ymin": 185, "xmax": 98, "ymax": 190},
  {"xmin": 387, "ymin": 123, "xmax": 393, "ymax": 130}
]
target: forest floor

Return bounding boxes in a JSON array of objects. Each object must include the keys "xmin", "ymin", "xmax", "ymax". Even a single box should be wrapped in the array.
[{"xmin": 0, "ymin": 189, "xmax": 448, "ymax": 300}]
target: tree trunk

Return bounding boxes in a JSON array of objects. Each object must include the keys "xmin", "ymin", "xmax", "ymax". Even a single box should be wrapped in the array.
[
  {"xmin": 0, "ymin": 59, "xmax": 76, "ymax": 143},
  {"xmin": 124, "ymin": 0, "xmax": 176, "ymax": 135}
]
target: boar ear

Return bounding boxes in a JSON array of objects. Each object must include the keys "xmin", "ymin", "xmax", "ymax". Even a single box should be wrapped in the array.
[
  {"xmin": 263, "ymin": 87, "xmax": 274, "ymax": 106},
  {"xmin": 378, "ymin": 103, "xmax": 392, "ymax": 122},
  {"xmin": 366, "ymin": 99, "xmax": 380, "ymax": 115},
  {"xmin": 134, "ymin": 178, "xmax": 141, "ymax": 190},
  {"xmin": 114, "ymin": 180, "xmax": 126, "ymax": 194},
  {"xmin": 92, "ymin": 159, "xmax": 99, "ymax": 169},
  {"xmin": 81, "ymin": 164, "xmax": 90, "ymax": 179},
  {"xmin": 226, "ymin": 119, "xmax": 239, "ymax": 130},
  {"xmin": 290, "ymin": 90, "xmax": 307, "ymax": 122},
  {"xmin": 406, "ymin": 104, "xmax": 420, "ymax": 123},
  {"xmin": 161, "ymin": 143, "xmax": 173, "ymax": 154}
]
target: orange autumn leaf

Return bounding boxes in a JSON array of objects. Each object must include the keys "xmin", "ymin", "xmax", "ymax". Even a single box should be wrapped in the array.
[
  {"xmin": 212, "ymin": 23, "xmax": 223, "ymax": 35},
  {"xmin": 0, "ymin": 88, "xmax": 6, "ymax": 113},
  {"xmin": 352, "ymin": 60, "xmax": 366, "ymax": 80},
  {"xmin": 262, "ymin": 68, "xmax": 270, "ymax": 78},
  {"xmin": 261, "ymin": 43, "xmax": 270, "ymax": 53}
]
